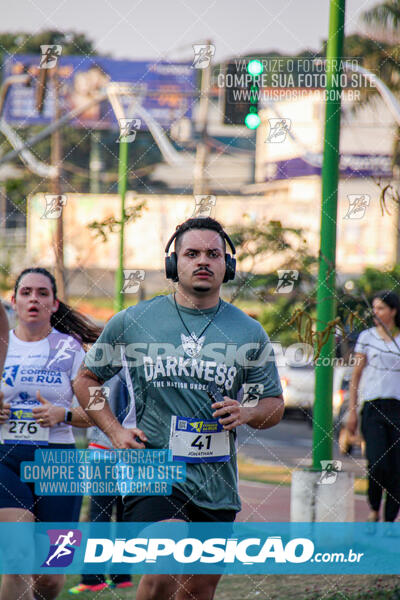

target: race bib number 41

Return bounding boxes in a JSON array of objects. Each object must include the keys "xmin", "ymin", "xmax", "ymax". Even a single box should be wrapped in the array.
[
  {"xmin": 169, "ymin": 416, "xmax": 230, "ymax": 463},
  {"xmin": 1, "ymin": 408, "xmax": 49, "ymax": 445}
]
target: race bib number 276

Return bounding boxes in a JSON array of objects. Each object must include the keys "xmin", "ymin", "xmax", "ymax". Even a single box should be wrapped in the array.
[{"xmin": 1, "ymin": 408, "xmax": 49, "ymax": 445}]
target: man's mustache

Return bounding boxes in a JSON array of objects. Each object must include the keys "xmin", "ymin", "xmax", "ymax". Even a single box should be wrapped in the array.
[{"xmin": 193, "ymin": 267, "xmax": 213, "ymax": 276}]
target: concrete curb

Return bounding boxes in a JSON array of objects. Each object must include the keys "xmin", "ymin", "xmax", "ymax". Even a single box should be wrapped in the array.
[{"xmin": 238, "ymin": 456, "xmax": 367, "ymax": 495}]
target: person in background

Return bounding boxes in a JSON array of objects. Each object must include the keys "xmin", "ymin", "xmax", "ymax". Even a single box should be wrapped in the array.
[
  {"xmin": 347, "ymin": 290, "xmax": 400, "ymax": 522},
  {"xmin": 0, "ymin": 267, "xmax": 100, "ymax": 600},
  {"xmin": 68, "ymin": 372, "xmax": 133, "ymax": 595}
]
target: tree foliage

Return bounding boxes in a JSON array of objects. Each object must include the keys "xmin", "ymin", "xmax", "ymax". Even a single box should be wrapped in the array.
[
  {"xmin": 229, "ymin": 213, "xmax": 400, "ymax": 347},
  {"xmin": 362, "ymin": 0, "xmax": 400, "ymax": 43},
  {"xmin": 0, "ymin": 31, "xmax": 96, "ymax": 59},
  {"xmin": 88, "ymin": 200, "xmax": 147, "ymax": 242}
]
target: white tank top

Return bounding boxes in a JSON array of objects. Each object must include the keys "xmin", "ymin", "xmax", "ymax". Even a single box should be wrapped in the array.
[{"xmin": 1, "ymin": 329, "xmax": 85, "ymax": 443}]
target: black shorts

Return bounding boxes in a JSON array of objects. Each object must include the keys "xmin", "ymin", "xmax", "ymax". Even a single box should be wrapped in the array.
[
  {"xmin": 123, "ymin": 486, "xmax": 237, "ymax": 523},
  {"xmin": 0, "ymin": 443, "xmax": 82, "ymax": 522}
]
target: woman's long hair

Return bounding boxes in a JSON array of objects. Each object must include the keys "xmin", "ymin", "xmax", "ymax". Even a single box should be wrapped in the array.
[
  {"xmin": 372, "ymin": 290, "xmax": 400, "ymax": 328},
  {"xmin": 14, "ymin": 268, "xmax": 102, "ymax": 344}
]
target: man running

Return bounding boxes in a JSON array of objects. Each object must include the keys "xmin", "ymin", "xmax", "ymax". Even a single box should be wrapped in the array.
[{"xmin": 74, "ymin": 217, "xmax": 284, "ymax": 600}]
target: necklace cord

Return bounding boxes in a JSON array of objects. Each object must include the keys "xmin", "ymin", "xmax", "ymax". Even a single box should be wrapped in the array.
[{"xmin": 173, "ymin": 294, "xmax": 222, "ymax": 341}]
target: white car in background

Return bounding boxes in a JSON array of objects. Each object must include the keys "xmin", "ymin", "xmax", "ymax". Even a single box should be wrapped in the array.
[{"xmin": 277, "ymin": 349, "xmax": 353, "ymax": 421}]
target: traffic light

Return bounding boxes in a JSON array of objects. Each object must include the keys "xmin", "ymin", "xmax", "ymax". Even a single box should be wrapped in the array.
[
  {"xmin": 223, "ymin": 61, "xmax": 250, "ymax": 126},
  {"xmin": 222, "ymin": 59, "xmax": 263, "ymax": 128},
  {"xmin": 244, "ymin": 59, "xmax": 263, "ymax": 130}
]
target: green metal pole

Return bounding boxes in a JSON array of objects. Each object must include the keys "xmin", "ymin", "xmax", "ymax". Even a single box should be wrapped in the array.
[
  {"xmin": 114, "ymin": 139, "xmax": 129, "ymax": 313},
  {"xmin": 313, "ymin": 0, "xmax": 346, "ymax": 470}
]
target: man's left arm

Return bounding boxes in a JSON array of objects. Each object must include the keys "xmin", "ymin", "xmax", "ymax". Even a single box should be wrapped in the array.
[
  {"xmin": 213, "ymin": 326, "xmax": 284, "ymax": 430},
  {"xmin": 212, "ymin": 394, "xmax": 284, "ymax": 430}
]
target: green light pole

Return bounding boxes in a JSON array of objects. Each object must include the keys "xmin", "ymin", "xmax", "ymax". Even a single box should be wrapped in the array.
[
  {"xmin": 313, "ymin": 0, "xmax": 346, "ymax": 469},
  {"xmin": 114, "ymin": 138, "xmax": 129, "ymax": 313}
]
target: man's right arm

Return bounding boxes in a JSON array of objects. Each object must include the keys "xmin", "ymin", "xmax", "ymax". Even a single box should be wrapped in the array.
[{"xmin": 73, "ymin": 364, "xmax": 147, "ymax": 449}]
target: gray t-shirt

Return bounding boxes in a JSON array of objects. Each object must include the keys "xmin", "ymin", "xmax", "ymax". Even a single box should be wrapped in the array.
[{"xmin": 85, "ymin": 294, "xmax": 282, "ymax": 511}]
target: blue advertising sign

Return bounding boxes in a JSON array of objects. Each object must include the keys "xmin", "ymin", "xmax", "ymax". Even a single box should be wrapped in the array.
[
  {"xmin": 2, "ymin": 55, "xmax": 197, "ymax": 130},
  {"xmin": 0, "ymin": 522, "xmax": 399, "ymax": 574}
]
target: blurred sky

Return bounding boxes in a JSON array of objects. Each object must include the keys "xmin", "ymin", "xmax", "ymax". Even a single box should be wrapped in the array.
[{"xmin": 1, "ymin": 0, "xmax": 381, "ymax": 62}]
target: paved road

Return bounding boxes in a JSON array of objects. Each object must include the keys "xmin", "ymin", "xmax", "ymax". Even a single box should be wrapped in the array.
[
  {"xmin": 237, "ymin": 415, "xmax": 366, "ymax": 478},
  {"xmin": 236, "ymin": 416, "xmax": 370, "ymax": 522},
  {"xmin": 237, "ymin": 479, "xmax": 370, "ymax": 522}
]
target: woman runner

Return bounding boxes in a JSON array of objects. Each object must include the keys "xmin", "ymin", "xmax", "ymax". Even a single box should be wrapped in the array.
[{"xmin": 0, "ymin": 268, "xmax": 101, "ymax": 600}]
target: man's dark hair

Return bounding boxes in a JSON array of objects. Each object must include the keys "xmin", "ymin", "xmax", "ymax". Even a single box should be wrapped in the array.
[{"xmin": 174, "ymin": 217, "xmax": 227, "ymax": 254}]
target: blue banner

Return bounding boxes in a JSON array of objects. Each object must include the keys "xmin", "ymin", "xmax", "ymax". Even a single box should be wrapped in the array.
[
  {"xmin": 0, "ymin": 522, "xmax": 399, "ymax": 574},
  {"xmin": 2, "ymin": 55, "xmax": 196, "ymax": 129}
]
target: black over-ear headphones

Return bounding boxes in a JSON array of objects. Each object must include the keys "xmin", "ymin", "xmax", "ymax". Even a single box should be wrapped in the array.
[{"xmin": 164, "ymin": 224, "xmax": 236, "ymax": 283}]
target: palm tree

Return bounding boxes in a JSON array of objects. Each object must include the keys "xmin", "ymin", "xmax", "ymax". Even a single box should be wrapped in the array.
[
  {"xmin": 360, "ymin": 2, "xmax": 400, "ymax": 171},
  {"xmin": 362, "ymin": 1, "xmax": 400, "ymax": 44},
  {"xmin": 343, "ymin": 33, "xmax": 400, "ymax": 91},
  {"xmin": 360, "ymin": 2, "xmax": 400, "ymax": 252}
]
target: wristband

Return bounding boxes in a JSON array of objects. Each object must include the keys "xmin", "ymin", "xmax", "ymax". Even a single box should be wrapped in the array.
[{"xmin": 64, "ymin": 408, "xmax": 73, "ymax": 424}]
